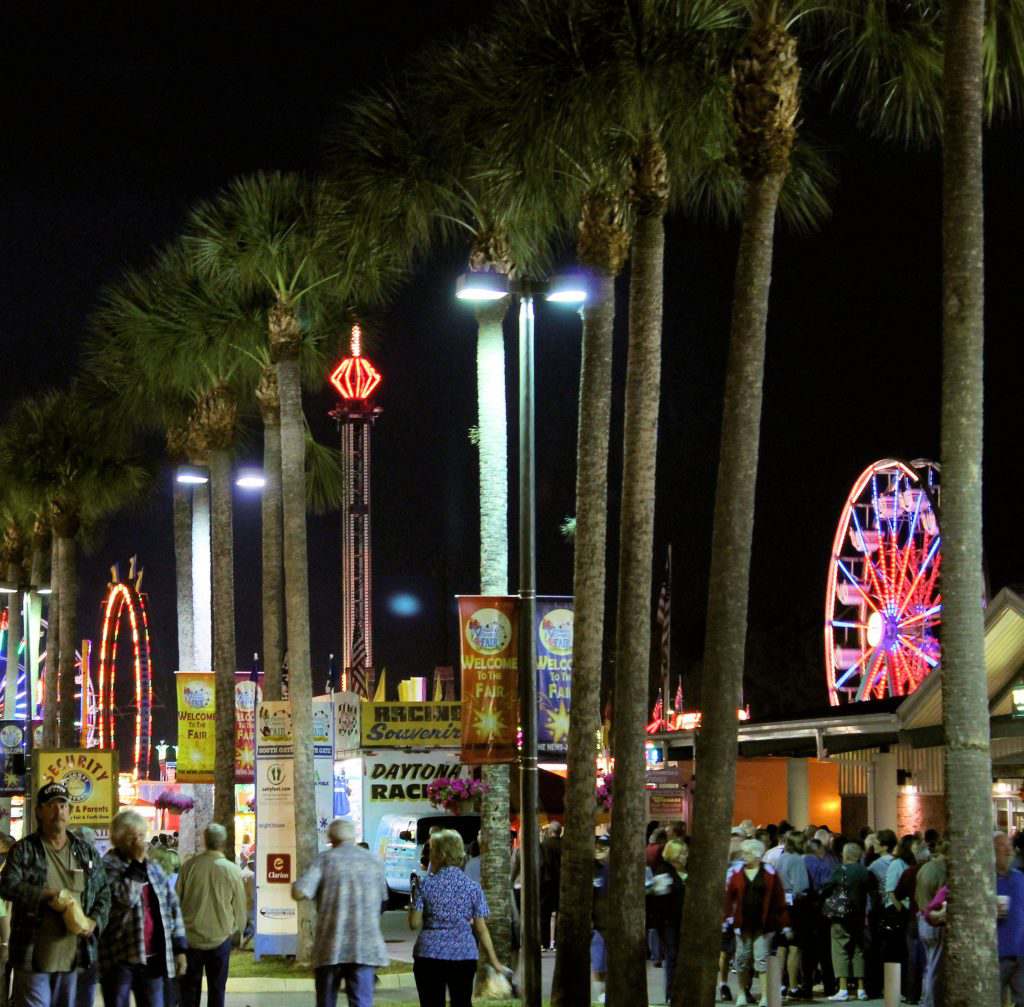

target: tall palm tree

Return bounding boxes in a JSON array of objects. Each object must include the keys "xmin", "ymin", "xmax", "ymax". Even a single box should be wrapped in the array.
[
  {"xmin": 939, "ymin": 5, "xmax": 994, "ymax": 1000},
  {"xmin": 816, "ymin": 4, "xmax": 1023, "ymax": 999},
  {"xmin": 334, "ymin": 70, "xmax": 567, "ymax": 966},
  {"xmin": 0, "ymin": 389, "xmax": 151, "ymax": 747},
  {"xmin": 185, "ymin": 172, "xmax": 397, "ymax": 960}
]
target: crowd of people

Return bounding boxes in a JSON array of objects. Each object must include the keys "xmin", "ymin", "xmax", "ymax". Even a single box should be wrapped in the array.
[
  {"xmin": 611, "ymin": 817, "xmax": 1024, "ymax": 1007},
  {"xmin": 4, "ymin": 790, "xmax": 1024, "ymax": 1007},
  {"xmin": 0, "ymin": 784, "xmax": 248, "ymax": 1007}
]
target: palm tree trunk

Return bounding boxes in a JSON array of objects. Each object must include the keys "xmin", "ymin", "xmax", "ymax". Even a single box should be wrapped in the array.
[
  {"xmin": 939, "ymin": 4, "xmax": 996, "ymax": 1004},
  {"xmin": 606, "ymin": 209, "xmax": 664, "ymax": 1007},
  {"xmin": 173, "ymin": 481, "xmax": 195, "ymax": 670},
  {"xmin": 552, "ymin": 271, "xmax": 615, "ymax": 1007},
  {"xmin": 4, "ymin": 572, "xmax": 21, "ymax": 720},
  {"xmin": 261, "ymin": 414, "xmax": 285, "ymax": 700},
  {"xmin": 43, "ymin": 535, "xmax": 60, "ymax": 747},
  {"xmin": 210, "ymin": 449, "xmax": 237, "ymax": 854},
  {"xmin": 276, "ymin": 351, "xmax": 317, "ymax": 962},
  {"xmin": 57, "ymin": 535, "xmax": 78, "ymax": 747},
  {"xmin": 192, "ymin": 482, "xmax": 213, "ymax": 671},
  {"xmin": 474, "ymin": 299, "xmax": 514, "ymax": 966},
  {"xmin": 675, "ymin": 171, "xmax": 784, "ymax": 1007}
]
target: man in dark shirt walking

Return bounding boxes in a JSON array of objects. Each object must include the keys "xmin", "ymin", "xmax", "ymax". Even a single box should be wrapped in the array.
[{"xmin": 539, "ymin": 822, "xmax": 562, "ymax": 952}]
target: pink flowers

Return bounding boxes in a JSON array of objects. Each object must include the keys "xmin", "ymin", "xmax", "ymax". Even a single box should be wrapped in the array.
[
  {"xmin": 154, "ymin": 790, "xmax": 195, "ymax": 813},
  {"xmin": 427, "ymin": 776, "xmax": 492, "ymax": 814},
  {"xmin": 595, "ymin": 773, "xmax": 614, "ymax": 812}
]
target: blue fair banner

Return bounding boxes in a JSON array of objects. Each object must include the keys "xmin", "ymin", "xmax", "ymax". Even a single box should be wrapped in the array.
[
  {"xmin": 0, "ymin": 720, "xmax": 28, "ymax": 796},
  {"xmin": 536, "ymin": 597, "xmax": 573, "ymax": 752}
]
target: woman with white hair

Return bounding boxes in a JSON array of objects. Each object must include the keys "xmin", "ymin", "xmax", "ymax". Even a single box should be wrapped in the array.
[
  {"xmin": 100, "ymin": 811, "xmax": 186, "ymax": 1007},
  {"xmin": 723, "ymin": 839, "xmax": 790, "ymax": 1006}
]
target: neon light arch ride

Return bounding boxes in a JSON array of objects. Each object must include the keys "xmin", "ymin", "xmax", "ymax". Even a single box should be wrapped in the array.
[
  {"xmin": 825, "ymin": 459, "xmax": 942, "ymax": 705},
  {"xmin": 95, "ymin": 560, "xmax": 154, "ymax": 775}
]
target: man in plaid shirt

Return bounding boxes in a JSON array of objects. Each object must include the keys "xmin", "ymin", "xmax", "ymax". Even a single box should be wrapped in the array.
[{"xmin": 99, "ymin": 811, "xmax": 187, "ymax": 1007}]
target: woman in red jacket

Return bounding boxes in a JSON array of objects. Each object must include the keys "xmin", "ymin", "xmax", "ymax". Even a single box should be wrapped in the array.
[{"xmin": 724, "ymin": 839, "xmax": 791, "ymax": 1007}]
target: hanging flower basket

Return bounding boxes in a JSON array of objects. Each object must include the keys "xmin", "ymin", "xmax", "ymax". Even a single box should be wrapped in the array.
[
  {"xmin": 427, "ymin": 777, "xmax": 491, "ymax": 815},
  {"xmin": 595, "ymin": 773, "xmax": 614, "ymax": 813},
  {"xmin": 154, "ymin": 790, "xmax": 195, "ymax": 814}
]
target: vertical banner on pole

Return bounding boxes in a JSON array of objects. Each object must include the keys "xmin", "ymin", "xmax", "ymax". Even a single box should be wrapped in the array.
[
  {"xmin": 536, "ymin": 597, "xmax": 573, "ymax": 754},
  {"xmin": 254, "ymin": 701, "xmax": 297, "ymax": 957},
  {"xmin": 175, "ymin": 672, "xmax": 215, "ymax": 783},
  {"xmin": 313, "ymin": 696, "xmax": 334, "ymax": 849},
  {"xmin": 234, "ymin": 671, "xmax": 264, "ymax": 784},
  {"xmin": 457, "ymin": 596, "xmax": 519, "ymax": 765}
]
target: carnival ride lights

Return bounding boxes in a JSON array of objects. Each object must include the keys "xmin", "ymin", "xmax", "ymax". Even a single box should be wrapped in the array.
[
  {"xmin": 825, "ymin": 459, "xmax": 942, "ymax": 706},
  {"xmin": 95, "ymin": 558, "xmax": 154, "ymax": 776},
  {"xmin": 329, "ymin": 324, "xmax": 383, "ymax": 699}
]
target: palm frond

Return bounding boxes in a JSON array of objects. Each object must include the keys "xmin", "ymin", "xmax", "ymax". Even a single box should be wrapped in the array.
[{"xmin": 304, "ymin": 430, "xmax": 344, "ymax": 516}]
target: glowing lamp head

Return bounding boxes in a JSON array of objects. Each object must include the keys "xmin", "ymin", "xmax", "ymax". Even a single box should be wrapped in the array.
[
  {"xmin": 235, "ymin": 466, "xmax": 266, "ymax": 490},
  {"xmin": 546, "ymin": 270, "xmax": 590, "ymax": 305},
  {"xmin": 176, "ymin": 464, "xmax": 209, "ymax": 486},
  {"xmin": 329, "ymin": 324, "xmax": 382, "ymax": 402},
  {"xmin": 455, "ymin": 270, "xmax": 509, "ymax": 302}
]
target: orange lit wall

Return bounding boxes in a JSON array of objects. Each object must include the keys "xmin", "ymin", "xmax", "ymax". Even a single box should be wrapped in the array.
[
  {"xmin": 733, "ymin": 759, "xmax": 788, "ymax": 825},
  {"xmin": 730, "ymin": 758, "xmax": 841, "ymax": 830},
  {"xmin": 808, "ymin": 759, "xmax": 841, "ymax": 832}
]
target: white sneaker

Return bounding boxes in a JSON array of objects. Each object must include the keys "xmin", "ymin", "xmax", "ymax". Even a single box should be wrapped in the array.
[
  {"xmin": 857, "ymin": 993, "xmax": 868, "ymax": 1002},
  {"xmin": 735, "ymin": 993, "xmax": 751, "ymax": 1006},
  {"xmin": 828, "ymin": 992, "xmax": 849, "ymax": 1002}
]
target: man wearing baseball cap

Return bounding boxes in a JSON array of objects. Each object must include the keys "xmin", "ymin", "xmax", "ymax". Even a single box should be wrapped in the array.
[{"xmin": 0, "ymin": 783, "xmax": 111, "ymax": 1007}]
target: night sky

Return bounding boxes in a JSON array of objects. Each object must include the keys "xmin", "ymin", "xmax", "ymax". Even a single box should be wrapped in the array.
[{"xmin": 5, "ymin": 4, "xmax": 1021, "ymax": 744}]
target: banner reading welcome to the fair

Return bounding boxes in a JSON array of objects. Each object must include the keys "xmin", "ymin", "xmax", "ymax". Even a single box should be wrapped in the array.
[
  {"xmin": 537, "ymin": 597, "xmax": 573, "ymax": 753},
  {"xmin": 458, "ymin": 596, "xmax": 519, "ymax": 764},
  {"xmin": 234, "ymin": 671, "xmax": 264, "ymax": 783},
  {"xmin": 176, "ymin": 672, "xmax": 215, "ymax": 782}
]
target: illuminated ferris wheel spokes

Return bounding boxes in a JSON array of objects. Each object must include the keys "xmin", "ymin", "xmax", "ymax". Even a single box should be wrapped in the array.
[{"xmin": 825, "ymin": 460, "xmax": 942, "ymax": 705}]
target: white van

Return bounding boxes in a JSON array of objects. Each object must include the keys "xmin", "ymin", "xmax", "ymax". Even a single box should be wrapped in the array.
[{"xmin": 373, "ymin": 812, "xmax": 481, "ymax": 908}]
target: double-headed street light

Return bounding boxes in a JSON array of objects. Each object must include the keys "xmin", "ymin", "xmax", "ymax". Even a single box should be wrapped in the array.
[{"xmin": 457, "ymin": 269, "xmax": 587, "ymax": 1007}]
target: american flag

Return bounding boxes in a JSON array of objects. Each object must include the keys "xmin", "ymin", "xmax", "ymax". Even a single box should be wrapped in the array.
[
  {"xmin": 650, "ymin": 691, "xmax": 664, "ymax": 727},
  {"xmin": 673, "ymin": 678, "xmax": 684, "ymax": 715},
  {"xmin": 656, "ymin": 546, "xmax": 672, "ymax": 706}
]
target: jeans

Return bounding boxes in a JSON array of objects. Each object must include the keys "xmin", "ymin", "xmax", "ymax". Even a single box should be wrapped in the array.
[
  {"xmin": 660, "ymin": 924, "xmax": 679, "ymax": 1004},
  {"xmin": 100, "ymin": 959, "xmax": 165, "ymax": 1007},
  {"xmin": 314, "ymin": 964, "xmax": 374, "ymax": 1007},
  {"xmin": 1000, "ymin": 956, "xmax": 1024, "ymax": 1007},
  {"xmin": 11, "ymin": 971, "xmax": 77, "ymax": 1007},
  {"xmin": 918, "ymin": 916, "xmax": 944, "ymax": 1007},
  {"xmin": 412, "ymin": 957, "xmax": 476, "ymax": 1007},
  {"xmin": 179, "ymin": 940, "xmax": 230, "ymax": 1007},
  {"xmin": 74, "ymin": 965, "xmax": 97, "ymax": 1007}
]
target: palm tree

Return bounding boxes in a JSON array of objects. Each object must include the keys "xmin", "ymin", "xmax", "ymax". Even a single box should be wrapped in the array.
[
  {"xmin": 816, "ymin": 4, "xmax": 1023, "ymax": 999},
  {"xmin": 184, "ymin": 172, "xmax": 397, "ymax": 960},
  {"xmin": 0, "ymin": 389, "xmax": 151, "ymax": 747},
  {"xmin": 676, "ymin": 3, "xmax": 802, "ymax": 1002},
  {"xmin": 334, "ymin": 67, "xmax": 570, "ymax": 966}
]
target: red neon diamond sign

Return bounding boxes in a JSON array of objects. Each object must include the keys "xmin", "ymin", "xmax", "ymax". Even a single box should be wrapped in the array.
[{"xmin": 328, "ymin": 325, "xmax": 382, "ymax": 402}]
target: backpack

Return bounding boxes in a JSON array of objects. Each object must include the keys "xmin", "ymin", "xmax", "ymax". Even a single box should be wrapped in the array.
[{"xmin": 822, "ymin": 866, "xmax": 852, "ymax": 921}]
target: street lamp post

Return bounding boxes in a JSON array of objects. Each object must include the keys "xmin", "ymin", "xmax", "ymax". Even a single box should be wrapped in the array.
[{"xmin": 456, "ymin": 270, "xmax": 586, "ymax": 1007}]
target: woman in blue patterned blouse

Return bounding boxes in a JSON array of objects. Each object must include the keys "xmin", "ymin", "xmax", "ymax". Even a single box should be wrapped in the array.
[{"xmin": 408, "ymin": 829, "xmax": 507, "ymax": 1007}]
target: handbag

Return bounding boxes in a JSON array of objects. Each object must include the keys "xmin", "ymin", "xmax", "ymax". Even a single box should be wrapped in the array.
[{"xmin": 822, "ymin": 867, "xmax": 852, "ymax": 921}]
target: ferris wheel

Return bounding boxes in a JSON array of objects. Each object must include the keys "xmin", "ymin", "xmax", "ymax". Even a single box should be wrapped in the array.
[{"xmin": 825, "ymin": 458, "xmax": 942, "ymax": 706}]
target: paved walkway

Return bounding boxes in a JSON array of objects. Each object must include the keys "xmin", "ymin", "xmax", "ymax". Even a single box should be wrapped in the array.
[{"xmin": 219, "ymin": 912, "xmax": 890, "ymax": 1005}]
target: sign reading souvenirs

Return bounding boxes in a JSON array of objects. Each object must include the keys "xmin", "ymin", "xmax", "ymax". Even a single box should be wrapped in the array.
[
  {"xmin": 175, "ymin": 672, "xmax": 215, "ymax": 782},
  {"xmin": 360, "ymin": 701, "xmax": 461, "ymax": 748},
  {"xmin": 457, "ymin": 596, "xmax": 519, "ymax": 764},
  {"xmin": 536, "ymin": 597, "xmax": 573, "ymax": 752},
  {"xmin": 33, "ymin": 749, "xmax": 118, "ymax": 828}
]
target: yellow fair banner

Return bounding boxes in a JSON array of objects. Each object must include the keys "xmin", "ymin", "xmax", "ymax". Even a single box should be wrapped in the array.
[
  {"xmin": 33, "ymin": 750, "xmax": 118, "ymax": 828},
  {"xmin": 176, "ymin": 671, "xmax": 216, "ymax": 782}
]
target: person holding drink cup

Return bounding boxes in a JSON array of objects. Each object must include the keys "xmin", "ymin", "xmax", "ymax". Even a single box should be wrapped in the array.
[{"xmin": 995, "ymin": 832, "xmax": 1024, "ymax": 1005}]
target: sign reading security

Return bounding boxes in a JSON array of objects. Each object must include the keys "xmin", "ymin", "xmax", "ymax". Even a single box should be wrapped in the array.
[
  {"xmin": 360, "ymin": 702, "xmax": 461, "ymax": 747},
  {"xmin": 33, "ymin": 749, "xmax": 118, "ymax": 827}
]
